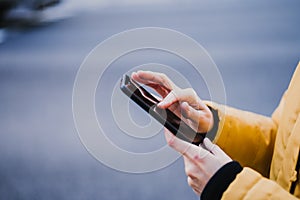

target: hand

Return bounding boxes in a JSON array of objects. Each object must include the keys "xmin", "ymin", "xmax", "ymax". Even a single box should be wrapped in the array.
[
  {"xmin": 164, "ymin": 129, "xmax": 232, "ymax": 196},
  {"xmin": 131, "ymin": 70, "xmax": 213, "ymax": 133}
]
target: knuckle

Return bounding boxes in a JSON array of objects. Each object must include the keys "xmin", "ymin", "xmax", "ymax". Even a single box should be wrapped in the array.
[
  {"xmin": 193, "ymin": 154, "xmax": 200, "ymax": 160},
  {"xmin": 193, "ymin": 154, "xmax": 201, "ymax": 161}
]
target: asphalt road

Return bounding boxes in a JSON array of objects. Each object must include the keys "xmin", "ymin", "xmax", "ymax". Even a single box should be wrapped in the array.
[{"xmin": 0, "ymin": 1, "xmax": 299, "ymax": 199}]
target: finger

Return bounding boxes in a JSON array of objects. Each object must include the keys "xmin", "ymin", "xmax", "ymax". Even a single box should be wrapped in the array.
[
  {"xmin": 146, "ymin": 83, "xmax": 169, "ymax": 97},
  {"xmin": 131, "ymin": 73, "xmax": 169, "ymax": 98},
  {"xmin": 164, "ymin": 129, "xmax": 209, "ymax": 160},
  {"xmin": 131, "ymin": 71, "xmax": 174, "ymax": 98},
  {"xmin": 164, "ymin": 128, "xmax": 193, "ymax": 153},
  {"xmin": 192, "ymin": 188, "xmax": 201, "ymax": 196},
  {"xmin": 203, "ymin": 138, "xmax": 232, "ymax": 163},
  {"xmin": 133, "ymin": 70, "xmax": 175, "ymax": 90},
  {"xmin": 180, "ymin": 102, "xmax": 212, "ymax": 133},
  {"xmin": 157, "ymin": 90, "xmax": 177, "ymax": 108},
  {"xmin": 183, "ymin": 155, "xmax": 200, "ymax": 179},
  {"xmin": 131, "ymin": 72, "xmax": 154, "ymax": 88},
  {"xmin": 202, "ymin": 138, "xmax": 215, "ymax": 152},
  {"xmin": 131, "ymin": 71, "xmax": 145, "ymax": 84},
  {"xmin": 180, "ymin": 102, "xmax": 203, "ymax": 124},
  {"xmin": 187, "ymin": 177, "xmax": 201, "ymax": 196},
  {"xmin": 187, "ymin": 176, "xmax": 198, "ymax": 188},
  {"xmin": 158, "ymin": 91, "xmax": 211, "ymax": 132},
  {"xmin": 158, "ymin": 88, "xmax": 204, "ymax": 111}
]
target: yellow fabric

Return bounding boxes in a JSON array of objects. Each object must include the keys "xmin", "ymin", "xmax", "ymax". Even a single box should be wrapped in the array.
[
  {"xmin": 206, "ymin": 61, "xmax": 300, "ymax": 199},
  {"xmin": 205, "ymin": 101, "xmax": 277, "ymax": 177},
  {"xmin": 222, "ymin": 168, "xmax": 298, "ymax": 200}
]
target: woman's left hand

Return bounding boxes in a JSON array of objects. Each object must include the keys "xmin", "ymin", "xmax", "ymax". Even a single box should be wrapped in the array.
[{"xmin": 164, "ymin": 129, "xmax": 232, "ymax": 195}]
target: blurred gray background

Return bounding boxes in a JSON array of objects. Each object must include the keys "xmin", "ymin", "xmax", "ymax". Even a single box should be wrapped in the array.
[{"xmin": 0, "ymin": 0, "xmax": 300, "ymax": 199}]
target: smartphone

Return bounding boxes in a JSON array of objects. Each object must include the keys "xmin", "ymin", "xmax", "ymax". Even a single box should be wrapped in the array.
[{"xmin": 120, "ymin": 74, "xmax": 205, "ymax": 145}]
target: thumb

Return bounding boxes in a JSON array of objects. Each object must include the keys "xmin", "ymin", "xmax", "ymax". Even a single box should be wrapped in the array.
[
  {"xmin": 203, "ymin": 138, "xmax": 232, "ymax": 164},
  {"xmin": 203, "ymin": 138, "xmax": 215, "ymax": 152},
  {"xmin": 158, "ymin": 88, "xmax": 201, "ymax": 109},
  {"xmin": 157, "ymin": 89, "xmax": 177, "ymax": 108}
]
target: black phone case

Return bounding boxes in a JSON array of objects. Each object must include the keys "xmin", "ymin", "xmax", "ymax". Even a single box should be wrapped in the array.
[{"xmin": 120, "ymin": 74, "xmax": 205, "ymax": 145}]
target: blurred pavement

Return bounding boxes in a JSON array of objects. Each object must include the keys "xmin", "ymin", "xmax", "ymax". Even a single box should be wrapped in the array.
[{"xmin": 0, "ymin": 1, "xmax": 299, "ymax": 199}]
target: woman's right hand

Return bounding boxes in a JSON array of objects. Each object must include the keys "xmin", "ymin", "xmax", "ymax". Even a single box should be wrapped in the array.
[{"xmin": 131, "ymin": 70, "xmax": 214, "ymax": 134}]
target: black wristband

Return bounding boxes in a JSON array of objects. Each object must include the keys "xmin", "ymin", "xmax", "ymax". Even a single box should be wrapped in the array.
[
  {"xmin": 201, "ymin": 161, "xmax": 243, "ymax": 200},
  {"xmin": 206, "ymin": 106, "xmax": 219, "ymax": 140}
]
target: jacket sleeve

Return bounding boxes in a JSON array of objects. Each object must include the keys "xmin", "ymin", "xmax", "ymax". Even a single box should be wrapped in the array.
[
  {"xmin": 201, "ymin": 161, "xmax": 298, "ymax": 200},
  {"xmin": 221, "ymin": 167, "xmax": 298, "ymax": 199},
  {"xmin": 204, "ymin": 93, "xmax": 285, "ymax": 177}
]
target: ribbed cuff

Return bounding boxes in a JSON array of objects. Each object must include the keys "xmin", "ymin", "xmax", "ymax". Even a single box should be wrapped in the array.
[{"xmin": 201, "ymin": 161, "xmax": 242, "ymax": 200}]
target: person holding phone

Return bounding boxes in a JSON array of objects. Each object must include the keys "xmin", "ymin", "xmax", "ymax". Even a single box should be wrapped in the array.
[{"xmin": 131, "ymin": 61, "xmax": 300, "ymax": 200}]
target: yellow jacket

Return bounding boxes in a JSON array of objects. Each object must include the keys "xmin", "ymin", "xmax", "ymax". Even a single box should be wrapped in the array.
[{"xmin": 207, "ymin": 62, "xmax": 300, "ymax": 199}]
